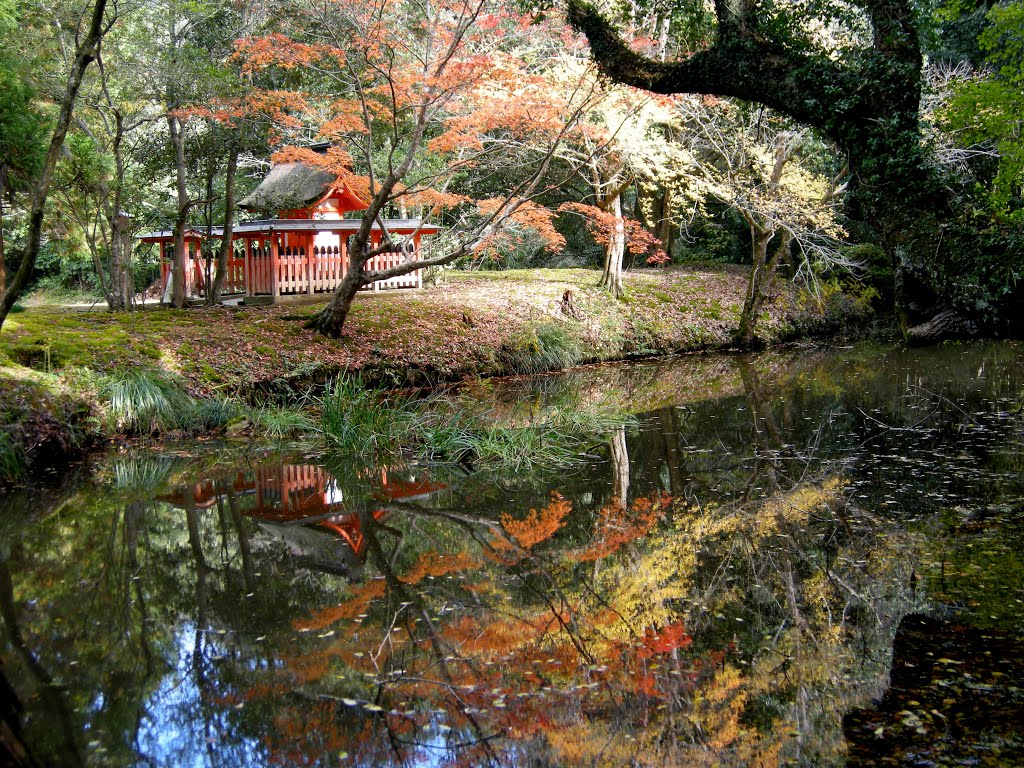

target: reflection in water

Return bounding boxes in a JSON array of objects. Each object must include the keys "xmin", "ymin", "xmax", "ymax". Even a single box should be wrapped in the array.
[
  {"xmin": 1, "ymin": 342, "xmax": 1023, "ymax": 766},
  {"xmin": 158, "ymin": 465, "xmax": 447, "ymax": 577}
]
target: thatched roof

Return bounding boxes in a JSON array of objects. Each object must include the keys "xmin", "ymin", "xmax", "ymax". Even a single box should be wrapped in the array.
[{"xmin": 238, "ymin": 161, "xmax": 337, "ymax": 212}]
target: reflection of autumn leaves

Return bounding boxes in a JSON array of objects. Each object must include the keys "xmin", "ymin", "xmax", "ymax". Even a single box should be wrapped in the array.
[
  {"xmin": 572, "ymin": 491, "xmax": 670, "ymax": 562},
  {"xmin": 398, "ymin": 550, "xmax": 482, "ymax": 585},
  {"xmin": 489, "ymin": 491, "xmax": 573, "ymax": 558},
  {"xmin": 292, "ymin": 579, "xmax": 386, "ymax": 632}
]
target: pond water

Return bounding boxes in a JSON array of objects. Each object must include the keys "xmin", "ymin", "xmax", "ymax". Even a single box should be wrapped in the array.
[{"xmin": 1, "ymin": 342, "xmax": 1022, "ymax": 767}]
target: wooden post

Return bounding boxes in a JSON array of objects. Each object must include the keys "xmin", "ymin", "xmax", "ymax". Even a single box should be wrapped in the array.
[
  {"xmin": 306, "ymin": 233, "xmax": 314, "ymax": 296},
  {"xmin": 270, "ymin": 232, "xmax": 280, "ymax": 302},
  {"xmin": 414, "ymin": 234, "xmax": 422, "ymax": 289},
  {"xmin": 160, "ymin": 239, "xmax": 169, "ymax": 298},
  {"xmin": 339, "ymin": 232, "xmax": 347, "ymax": 280},
  {"xmin": 186, "ymin": 239, "xmax": 195, "ymax": 297},
  {"xmin": 370, "ymin": 230, "xmax": 380, "ymax": 292},
  {"xmin": 244, "ymin": 237, "xmax": 252, "ymax": 297}
]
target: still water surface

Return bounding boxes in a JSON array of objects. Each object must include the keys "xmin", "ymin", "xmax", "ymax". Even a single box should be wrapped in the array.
[{"xmin": 1, "ymin": 342, "xmax": 1022, "ymax": 766}]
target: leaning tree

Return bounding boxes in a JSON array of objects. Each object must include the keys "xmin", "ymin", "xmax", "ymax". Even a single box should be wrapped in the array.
[{"xmin": 567, "ymin": 0, "xmax": 1021, "ymax": 337}]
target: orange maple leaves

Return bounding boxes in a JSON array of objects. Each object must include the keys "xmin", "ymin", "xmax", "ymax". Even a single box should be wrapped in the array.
[
  {"xmin": 492, "ymin": 491, "xmax": 573, "ymax": 553},
  {"xmin": 572, "ymin": 491, "xmax": 670, "ymax": 562},
  {"xmin": 559, "ymin": 201, "xmax": 666, "ymax": 262}
]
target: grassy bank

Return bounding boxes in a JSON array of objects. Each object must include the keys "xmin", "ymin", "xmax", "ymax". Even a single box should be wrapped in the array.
[
  {"xmin": 4, "ymin": 266, "xmax": 874, "ymax": 394},
  {"xmin": 0, "ymin": 265, "xmax": 875, "ymax": 483}
]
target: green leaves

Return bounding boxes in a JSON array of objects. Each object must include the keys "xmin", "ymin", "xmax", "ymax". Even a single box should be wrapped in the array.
[{"xmin": 941, "ymin": 2, "xmax": 1024, "ymax": 220}]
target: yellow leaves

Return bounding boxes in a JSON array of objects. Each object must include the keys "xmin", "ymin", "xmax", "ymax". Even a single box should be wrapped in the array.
[
  {"xmin": 692, "ymin": 664, "xmax": 749, "ymax": 749},
  {"xmin": 758, "ymin": 476, "xmax": 847, "ymax": 534}
]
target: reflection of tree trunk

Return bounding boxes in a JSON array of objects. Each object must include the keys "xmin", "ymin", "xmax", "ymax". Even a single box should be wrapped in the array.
[
  {"xmin": 656, "ymin": 407, "xmax": 685, "ymax": 496},
  {"xmin": 0, "ymin": 560, "xmax": 83, "ymax": 768},
  {"xmin": 122, "ymin": 502, "xmax": 153, "ymax": 758},
  {"xmin": 0, "ymin": 660, "xmax": 33, "ymax": 768},
  {"xmin": 738, "ymin": 358, "xmax": 785, "ymax": 498},
  {"xmin": 610, "ymin": 426, "xmax": 630, "ymax": 512},
  {"xmin": 226, "ymin": 487, "xmax": 255, "ymax": 593},
  {"xmin": 183, "ymin": 493, "xmax": 215, "ymax": 760},
  {"xmin": 123, "ymin": 503, "xmax": 153, "ymax": 676},
  {"xmin": 357, "ymin": 510, "xmax": 500, "ymax": 766}
]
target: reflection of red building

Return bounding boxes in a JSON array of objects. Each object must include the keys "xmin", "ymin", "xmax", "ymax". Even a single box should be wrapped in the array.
[{"xmin": 160, "ymin": 464, "xmax": 445, "ymax": 561}]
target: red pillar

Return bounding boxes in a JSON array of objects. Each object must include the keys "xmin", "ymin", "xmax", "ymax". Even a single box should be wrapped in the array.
[{"xmin": 270, "ymin": 233, "xmax": 280, "ymax": 301}]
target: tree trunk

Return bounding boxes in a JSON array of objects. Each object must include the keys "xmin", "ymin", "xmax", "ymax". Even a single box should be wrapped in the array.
[
  {"xmin": 906, "ymin": 307, "xmax": 975, "ymax": 346},
  {"xmin": 0, "ymin": 0, "xmax": 109, "ymax": 333},
  {"xmin": 167, "ymin": 115, "xmax": 189, "ymax": 309},
  {"xmin": 210, "ymin": 143, "xmax": 239, "ymax": 304},
  {"xmin": 0, "ymin": 175, "xmax": 6, "ymax": 296},
  {"xmin": 305, "ymin": 267, "xmax": 364, "ymax": 337},
  {"xmin": 600, "ymin": 193, "xmax": 625, "ymax": 298},
  {"xmin": 737, "ymin": 225, "xmax": 792, "ymax": 346},
  {"xmin": 107, "ymin": 111, "xmax": 131, "ymax": 311},
  {"xmin": 110, "ymin": 210, "xmax": 131, "ymax": 310}
]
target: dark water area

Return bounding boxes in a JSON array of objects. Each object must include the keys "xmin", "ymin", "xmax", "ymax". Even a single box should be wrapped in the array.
[{"xmin": 1, "ymin": 342, "xmax": 1022, "ymax": 766}]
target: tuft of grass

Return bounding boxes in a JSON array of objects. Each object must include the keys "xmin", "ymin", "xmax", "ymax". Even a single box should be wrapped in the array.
[
  {"xmin": 320, "ymin": 373, "xmax": 410, "ymax": 453},
  {"xmin": 95, "ymin": 369, "xmax": 241, "ymax": 435},
  {"xmin": 98, "ymin": 369, "xmax": 194, "ymax": 434},
  {"xmin": 188, "ymin": 397, "xmax": 241, "ymax": 431},
  {"xmin": 248, "ymin": 405, "xmax": 318, "ymax": 439},
  {"xmin": 499, "ymin": 322, "xmax": 585, "ymax": 375}
]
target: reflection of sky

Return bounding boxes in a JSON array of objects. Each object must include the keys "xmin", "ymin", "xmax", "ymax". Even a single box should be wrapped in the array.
[
  {"xmin": 135, "ymin": 621, "xmax": 267, "ymax": 767},
  {"xmin": 324, "ymin": 479, "xmax": 344, "ymax": 506}
]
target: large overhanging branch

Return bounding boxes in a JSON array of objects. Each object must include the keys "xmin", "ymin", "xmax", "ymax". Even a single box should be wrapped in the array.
[{"xmin": 565, "ymin": 0, "xmax": 873, "ymax": 143}]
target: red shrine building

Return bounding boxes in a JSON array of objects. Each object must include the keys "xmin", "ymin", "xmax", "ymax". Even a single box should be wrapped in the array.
[{"xmin": 140, "ymin": 144, "xmax": 439, "ymax": 303}]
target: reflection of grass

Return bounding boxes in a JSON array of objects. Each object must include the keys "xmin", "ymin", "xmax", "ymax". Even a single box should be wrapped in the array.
[
  {"xmin": 111, "ymin": 455, "xmax": 178, "ymax": 494},
  {"xmin": 320, "ymin": 373, "xmax": 629, "ymax": 471},
  {"xmin": 0, "ymin": 430, "xmax": 25, "ymax": 485}
]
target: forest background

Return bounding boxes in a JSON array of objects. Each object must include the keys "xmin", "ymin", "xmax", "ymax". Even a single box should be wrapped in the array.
[{"xmin": 0, "ymin": 0, "xmax": 1020, "ymax": 342}]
